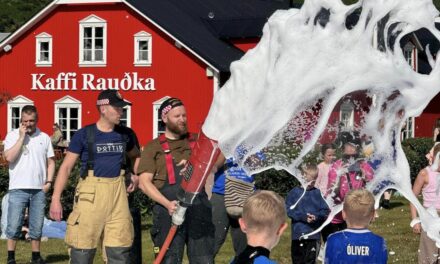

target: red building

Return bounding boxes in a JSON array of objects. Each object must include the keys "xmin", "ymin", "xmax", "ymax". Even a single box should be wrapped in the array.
[
  {"xmin": 0, "ymin": 0, "xmax": 438, "ymax": 145},
  {"xmin": 0, "ymin": 0, "xmax": 288, "ymax": 145}
]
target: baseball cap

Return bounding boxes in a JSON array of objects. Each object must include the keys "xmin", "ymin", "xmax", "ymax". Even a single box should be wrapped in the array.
[
  {"xmin": 96, "ymin": 90, "xmax": 131, "ymax": 107},
  {"xmin": 158, "ymin": 97, "xmax": 184, "ymax": 117}
]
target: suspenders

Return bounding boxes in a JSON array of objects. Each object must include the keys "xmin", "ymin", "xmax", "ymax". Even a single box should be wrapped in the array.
[
  {"xmin": 159, "ymin": 133, "xmax": 195, "ymax": 185},
  {"xmin": 82, "ymin": 124, "xmax": 128, "ymax": 177}
]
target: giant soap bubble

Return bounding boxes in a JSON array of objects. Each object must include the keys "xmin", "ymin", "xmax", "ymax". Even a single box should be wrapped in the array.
[{"xmin": 203, "ymin": 0, "xmax": 440, "ymax": 244}]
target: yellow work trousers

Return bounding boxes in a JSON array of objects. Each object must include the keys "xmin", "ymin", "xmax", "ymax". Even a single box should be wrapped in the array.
[{"xmin": 65, "ymin": 172, "xmax": 134, "ymax": 250}]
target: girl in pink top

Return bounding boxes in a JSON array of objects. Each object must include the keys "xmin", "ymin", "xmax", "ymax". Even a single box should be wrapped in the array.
[
  {"xmin": 316, "ymin": 143, "xmax": 336, "ymax": 194},
  {"xmin": 410, "ymin": 143, "xmax": 440, "ymax": 264},
  {"xmin": 327, "ymin": 142, "xmax": 374, "ymax": 224}
]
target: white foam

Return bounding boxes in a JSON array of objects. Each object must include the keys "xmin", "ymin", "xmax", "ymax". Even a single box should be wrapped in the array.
[{"xmin": 203, "ymin": 0, "xmax": 440, "ymax": 245}]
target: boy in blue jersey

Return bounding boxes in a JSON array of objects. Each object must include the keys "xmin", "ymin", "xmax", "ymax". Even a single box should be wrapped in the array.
[
  {"xmin": 231, "ymin": 190, "xmax": 288, "ymax": 264},
  {"xmin": 286, "ymin": 164, "xmax": 329, "ymax": 264},
  {"xmin": 324, "ymin": 189, "xmax": 387, "ymax": 264}
]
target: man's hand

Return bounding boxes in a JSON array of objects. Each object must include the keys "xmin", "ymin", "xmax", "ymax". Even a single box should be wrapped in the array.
[
  {"xmin": 166, "ymin": 200, "xmax": 179, "ymax": 215},
  {"xmin": 306, "ymin": 213, "xmax": 316, "ymax": 223},
  {"xmin": 19, "ymin": 123, "xmax": 27, "ymax": 139},
  {"xmin": 43, "ymin": 182, "xmax": 51, "ymax": 193},
  {"xmin": 50, "ymin": 198, "xmax": 63, "ymax": 222},
  {"xmin": 178, "ymin": 159, "xmax": 188, "ymax": 175},
  {"xmin": 126, "ymin": 174, "xmax": 139, "ymax": 193}
]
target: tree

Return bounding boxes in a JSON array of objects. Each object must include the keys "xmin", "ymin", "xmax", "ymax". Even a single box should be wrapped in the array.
[{"xmin": 0, "ymin": 0, "xmax": 51, "ymax": 33}]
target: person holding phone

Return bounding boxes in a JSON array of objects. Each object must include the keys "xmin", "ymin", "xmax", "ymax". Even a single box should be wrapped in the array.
[{"xmin": 3, "ymin": 105, "xmax": 55, "ymax": 264}]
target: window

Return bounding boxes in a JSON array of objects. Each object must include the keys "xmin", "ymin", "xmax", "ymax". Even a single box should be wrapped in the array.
[
  {"xmin": 35, "ymin": 32, "xmax": 52, "ymax": 66},
  {"xmin": 152, "ymin": 96, "xmax": 170, "ymax": 138},
  {"xmin": 339, "ymin": 100, "xmax": 354, "ymax": 131},
  {"xmin": 119, "ymin": 105, "xmax": 132, "ymax": 127},
  {"xmin": 401, "ymin": 117, "xmax": 415, "ymax": 140},
  {"xmin": 54, "ymin": 96, "xmax": 82, "ymax": 142},
  {"xmin": 134, "ymin": 31, "xmax": 152, "ymax": 66},
  {"xmin": 7, "ymin": 95, "xmax": 34, "ymax": 132},
  {"xmin": 79, "ymin": 15, "xmax": 106, "ymax": 66},
  {"xmin": 403, "ymin": 42, "xmax": 415, "ymax": 68}
]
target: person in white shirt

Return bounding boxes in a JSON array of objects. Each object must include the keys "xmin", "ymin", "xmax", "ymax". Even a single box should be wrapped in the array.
[{"xmin": 4, "ymin": 105, "xmax": 55, "ymax": 264}]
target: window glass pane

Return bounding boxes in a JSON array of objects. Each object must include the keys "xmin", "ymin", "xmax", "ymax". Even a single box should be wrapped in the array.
[
  {"xmin": 12, "ymin": 107, "xmax": 20, "ymax": 118},
  {"xmin": 95, "ymin": 39, "xmax": 103, "ymax": 49},
  {"xmin": 84, "ymin": 39, "xmax": 92, "ymax": 49},
  {"xmin": 95, "ymin": 27, "xmax": 103, "ymax": 38},
  {"xmin": 70, "ymin": 119, "xmax": 78, "ymax": 130},
  {"xmin": 70, "ymin": 108, "xmax": 78, "ymax": 118},
  {"xmin": 40, "ymin": 51, "xmax": 49, "ymax": 62},
  {"xmin": 59, "ymin": 108, "xmax": 67, "ymax": 118},
  {"xmin": 12, "ymin": 118, "xmax": 19, "ymax": 129},
  {"xmin": 84, "ymin": 27, "xmax": 92, "ymax": 38},
  {"xmin": 40, "ymin": 42, "xmax": 49, "ymax": 52},
  {"xmin": 140, "ymin": 51, "xmax": 148, "ymax": 61},
  {"xmin": 95, "ymin": 50, "xmax": 103, "ymax": 61},
  {"xmin": 139, "ymin": 40, "xmax": 148, "ymax": 51},
  {"xmin": 83, "ymin": 50, "xmax": 92, "ymax": 61}
]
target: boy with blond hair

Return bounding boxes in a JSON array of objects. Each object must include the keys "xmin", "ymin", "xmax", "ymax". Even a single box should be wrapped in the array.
[
  {"xmin": 231, "ymin": 190, "xmax": 288, "ymax": 264},
  {"xmin": 324, "ymin": 189, "xmax": 387, "ymax": 264}
]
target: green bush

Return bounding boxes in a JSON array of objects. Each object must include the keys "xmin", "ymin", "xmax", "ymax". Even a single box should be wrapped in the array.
[
  {"xmin": 401, "ymin": 137, "xmax": 433, "ymax": 182},
  {"xmin": 0, "ymin": 159, "xmax": 154, "ymax": 220},
  {"xmin": 255, "ymin": 169, "xmax": 300, "ymax": 197}
]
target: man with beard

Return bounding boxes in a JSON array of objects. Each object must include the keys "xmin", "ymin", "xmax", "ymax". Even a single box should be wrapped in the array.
[{"xmin": 138, "ymin": 97, "xmax": 215, "ymax": 264}]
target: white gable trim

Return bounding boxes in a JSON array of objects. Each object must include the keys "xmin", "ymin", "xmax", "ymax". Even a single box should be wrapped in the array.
[
  {"xmin": 80, "ymin": 14, "xmax": 106, "ymax": 24},
  {"xmin": 10, "ymin": 95, "xmax": 34, "ymax": 104},
  {"xmin": 54, "ymin": 95, "xmax": 82, "ymax": 104}
]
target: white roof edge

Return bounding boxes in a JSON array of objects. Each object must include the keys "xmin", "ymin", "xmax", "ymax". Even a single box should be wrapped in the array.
[
  {"xmin": 410, "ymin": 32, "xmax": 424, "ymax": 51},
  {"xmin": 0, "ymin": 0, "xmax": 59, "ymax": 51},
  {"xmin": 0, "ymin": 0, "xmax": 220, "ymax": 74},
  {"xmin": 122, "ymin": 0, "xmax": 220, "ymax": 73},
  {"xmin": 57, "ymin": 0, "xmax": 122, "ymax": 3}
]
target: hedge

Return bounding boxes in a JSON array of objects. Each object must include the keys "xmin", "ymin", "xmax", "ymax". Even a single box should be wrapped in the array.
[{"xmin": 0, "ymin": 137, "xmax": 434, "ymax": 218}]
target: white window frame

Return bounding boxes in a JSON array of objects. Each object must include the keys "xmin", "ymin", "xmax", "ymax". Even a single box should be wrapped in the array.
[
  {"xmin": 7, "ymin": 95, "xmax": 34, "ymax": 132},
  {"xmin": 35, "ymin": 32, "xmax": 52, "ymax": 67},
  {"xmin": 54, "ymin": 95, "xmax": 82, "ymax": 142},
  {"xmin": 152, "ymin": 96, "xmax": 170, "ymax": 138},
  {"xmin": 339, "ymin": 100, "xmax": 354, "ymax": 131},
  {"xmin": 134, "ymin": 31, "xmax": 152, "ymax": 66},
  {"xmin": 401, "ymin": 117, "xmax": 415, "ymax": 140},
  {"xmin": 403, "ymin": 42, "xmax": 415, "ymax": 69},
  {"xmin": 120, "ymin": 104, "xmax": 132, "ymax": 127},
  {"xmin": 79, "ymin": 14, "xmax": 107, "ymax": 67}
]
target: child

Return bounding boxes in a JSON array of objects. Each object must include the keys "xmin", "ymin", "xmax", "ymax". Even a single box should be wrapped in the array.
[
  {"xmin": 410, "ymin": 143, "xmax": 440, "ymax": 264},
  {"xmin": 286, "ymin": 164, "xmax": 329, "ymax": 264},
  {"xmin": 326, "ymin": 136, "xmax": 374, "ymax": 237},
  {"xmin": 316, "ymin": 144, "xmax": 336, "ymax": 194},
  {"xmin": 231, "ymin": 190, "xmax": 288, "ymax": 264},
  {"xmin": 324, "ymin": 189, "xmax": 387, "ymax": 264}
]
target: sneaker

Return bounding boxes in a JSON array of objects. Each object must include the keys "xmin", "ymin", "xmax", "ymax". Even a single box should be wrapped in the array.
[
  {"xmin": 30, "ymin": 257, "xmax": 46, "ymax": 264},
  {"xmin": 7, "ymin": 260, "xmax": 16, "ymax": 264}
]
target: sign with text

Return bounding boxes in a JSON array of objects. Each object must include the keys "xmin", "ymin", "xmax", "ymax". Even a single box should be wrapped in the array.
[{"xmin": 31, "ymin": 72, "xmax": 155, "ymax": 91}]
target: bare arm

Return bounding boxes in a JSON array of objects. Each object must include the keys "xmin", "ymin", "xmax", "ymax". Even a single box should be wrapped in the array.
[
  {"xmin": 49, "ymin": 151, "xmax": 79, "ymax": 221},
  {"xmin": 139, "ymin": 172, "xmax": 177, "ymax": 215},
  {"xmin": 4, "ymin": 124, "xmax": 27, "ymax": 163},
  {"xmin": 410, "ymin": 168, "xmax": 428, "ymax": 233},
  {"xmin": 43, "ymin": 157, "xmax": 56, "ymax": 193}
]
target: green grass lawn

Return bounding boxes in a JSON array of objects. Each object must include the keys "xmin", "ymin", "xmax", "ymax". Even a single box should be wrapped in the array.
[{"xmin": 0, "ymin": 196, "xmax": 419, "ymax": 263}]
